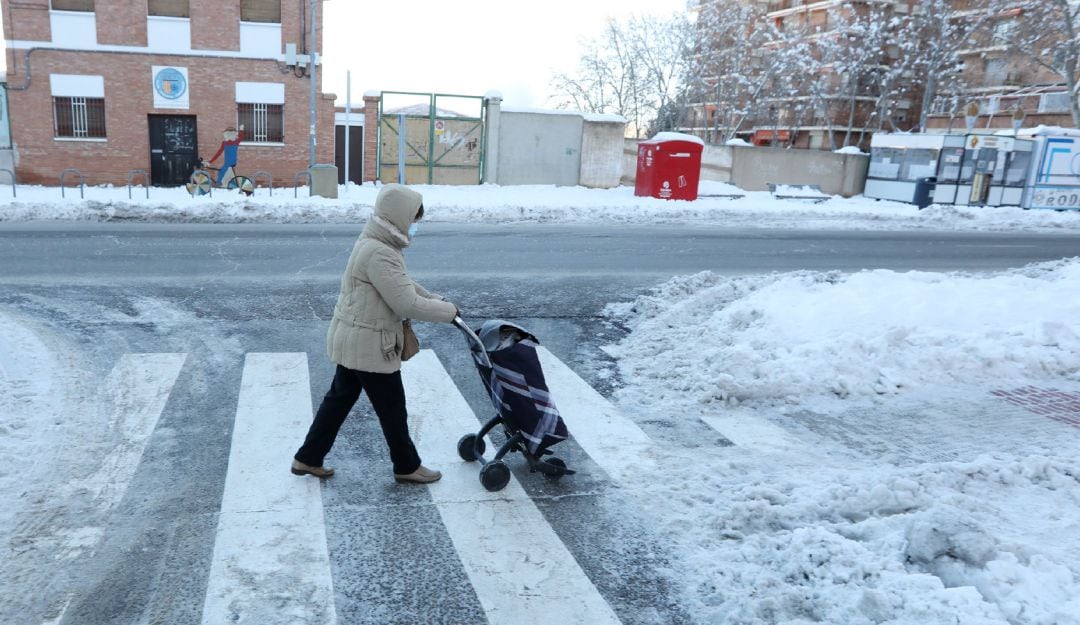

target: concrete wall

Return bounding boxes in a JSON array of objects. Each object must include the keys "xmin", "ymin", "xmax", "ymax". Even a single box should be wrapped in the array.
[
  {"xmin": 731, "ymin": 148, "xmax": 868, "ymax": 196},
  {"xmin": 579, "ymin": 119, "xmax": 624, "ymax": 188},
  {"xmin": 622, "ymin": 138, "xmax": 868, "ymax": 197},
  {"xmin": 0, "ymin": 149, "xmax": 14, "ymax": 182},
  {"xmin": 497, "ymin": 111, "xmax": 582, "ymax": 186}
]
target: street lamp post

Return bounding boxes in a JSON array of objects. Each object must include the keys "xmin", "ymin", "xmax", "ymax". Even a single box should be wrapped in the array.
[{"xmin": 309, "ymin": 0, "xmax": 317, "ymax": 168}]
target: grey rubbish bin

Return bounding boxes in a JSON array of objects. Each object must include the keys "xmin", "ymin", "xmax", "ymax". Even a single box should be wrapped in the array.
[
  {"xmin": 914, "ymin": 176, "xmax": 937, "ymax": 209},
  {"xmin": 309, "ymin": 164, "xmax": 339, "ymax": 199}
]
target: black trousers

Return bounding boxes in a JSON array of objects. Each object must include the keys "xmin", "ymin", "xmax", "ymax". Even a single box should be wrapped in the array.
[{"xmin": 295, "ymin": 365, "xmax": 422, "ymax": 475}]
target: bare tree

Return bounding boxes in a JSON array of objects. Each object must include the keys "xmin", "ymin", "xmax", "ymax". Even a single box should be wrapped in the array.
[{"xmin": 550, "ymin": 13, "xmax": 691, "ymax": 137}]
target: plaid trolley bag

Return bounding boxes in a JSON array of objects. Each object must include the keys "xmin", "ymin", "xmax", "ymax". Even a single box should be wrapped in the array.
[{"xmin": 454, "ymin": 318, "xmax": 574, "ymax": 491}]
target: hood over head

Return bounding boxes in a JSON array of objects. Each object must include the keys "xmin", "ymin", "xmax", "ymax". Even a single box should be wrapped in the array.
[
  {"xmin": 375, "ymin": 184, "xmax": 423, "ymax": 233},
  {"xmin": 363, "ymin": 184, "xmax": 424, "ymax": 248}
]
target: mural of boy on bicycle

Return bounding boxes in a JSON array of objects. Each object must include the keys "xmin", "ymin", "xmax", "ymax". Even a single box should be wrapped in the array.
[{"xmin": 186, "ymin": 123, "xmax": 255, "ymax": 196}]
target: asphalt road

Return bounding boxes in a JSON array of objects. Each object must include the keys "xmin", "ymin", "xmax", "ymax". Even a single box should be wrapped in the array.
[
  {"xmin": 2, "ymin": 222, "xmax": 1080, "ymax": 283},
  {"xmin": 2, "ymin": 222, "xmax": 1079, "ymax": 625}
]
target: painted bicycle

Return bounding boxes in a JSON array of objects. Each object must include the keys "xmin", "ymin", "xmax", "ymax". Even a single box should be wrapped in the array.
[{"xmin": 186, "ymin": 159, "xmax": 254, "ymax": 196}]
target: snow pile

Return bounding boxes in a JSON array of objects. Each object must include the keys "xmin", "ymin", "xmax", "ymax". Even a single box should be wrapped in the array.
[
  {"xmin": 1, "ymin": 182, "xmax": 1079, "ymax": 232},
  {"xmin": 603, "ymin": 259, "xmax": 1080, "ymax": 623},
  {"xmin": 603, "ymin": 259, "xmax": 1080, "ymax": 408},
  {"xmin": 641, "ymin": 451, "xmax": 1080, "ymax": 625}
]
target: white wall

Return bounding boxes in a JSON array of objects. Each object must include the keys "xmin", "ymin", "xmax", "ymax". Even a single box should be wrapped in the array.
[
  {"xmin": 497, "ymin": 111, "xmax": 582, "ymax": 186},
  {"xmin": 579, "ymin": 120, "xmax": 624, "ymax": 188}
]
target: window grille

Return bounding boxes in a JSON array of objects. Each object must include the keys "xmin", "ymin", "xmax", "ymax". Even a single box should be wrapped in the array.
[
  {"xmin": 237, "ymin": 102, "xmax": 283, "ymax": 143},
  {"xmin": 53, "ymin": 96, "xmax": 106, "ymax": 138}
]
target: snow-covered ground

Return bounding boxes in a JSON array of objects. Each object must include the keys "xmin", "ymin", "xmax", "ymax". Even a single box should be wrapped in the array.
[
  {"xmin": 601, "ymin": 259, "xmax": 1080, "ymax": 624},
  {"xmin": 2, "ymin": 185, "xmax": 1080, "ymax": 623},
  {"xmin": 2, "ymin": 181, "xmax": 1080, "ymax": 233}
]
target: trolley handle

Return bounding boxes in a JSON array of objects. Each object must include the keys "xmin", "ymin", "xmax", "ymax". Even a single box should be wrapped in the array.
[{"xmin": 453, "ymin": 316, "xmax": 492, "ymax": 368}]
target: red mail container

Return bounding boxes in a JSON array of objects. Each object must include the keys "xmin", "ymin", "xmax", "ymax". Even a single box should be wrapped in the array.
[{"xmin": 634, "ymin": 135, "xmax": 704, "ymax": 201}]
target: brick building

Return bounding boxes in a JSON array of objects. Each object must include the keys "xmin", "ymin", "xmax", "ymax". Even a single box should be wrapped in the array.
[
  {"xmin": 685, "ymin": 0, "xmax": 920, "ymax": 150},
  {"xmin": 684, "ymin": 0, "xmax": 1077, "ymax": 148},
  {"xmin": 925, "ymin": 1, "xmax": 1074, "ymax": 132},
  {"xmin": 1, "ymin": 0, "xmax": 336, "ymax": 187}
]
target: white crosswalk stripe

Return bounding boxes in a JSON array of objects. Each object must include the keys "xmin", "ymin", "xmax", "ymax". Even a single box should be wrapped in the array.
[
  {"xmin": 403, "ymin": 349, "xmax": 625, "ymax": 625},
  {"xmin": 701, "ymin": 411, "xmax": 806, "ymax": 453},
  {"xmin": 201, "ymin": 353, "xmax": 337, "ymax": 625},
  {"xmin": 88, "ymin": 353, "xmax": 189, "ymax": 510},
  {"xmin": 39, "ymin": 353, "xmax": 187, "ymax": 625},
  {"xmin": 62, "ymin": 347, "xmax": 647, "ymax": 624},
  {"xmin": 535, "ymin": 346, "xmax": 656, "ymax": 483}
]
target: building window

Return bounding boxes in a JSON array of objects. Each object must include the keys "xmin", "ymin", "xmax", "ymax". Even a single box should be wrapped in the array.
[
  {"xmin": 241, "ymin": 0, "xmax": 281, "ymax": 23},
  {"xmin": 51, "ymin": 0, "xmax": 93, "ymax": 10},
  {"xmin": 237, "ymin": 103, "xmax": 283, "ymax": 143},
  {"xmin": 53, "ymin": 96, "xmax": 106, "ymax": 138},
  {"xmin": 983, "ymin": 58, "xmax": 1007, "ymax": 86},
  {"xmin": 148, "ymin": 0, "xmax": 189, "ymax": 17},
  {"xmin": 1039, "ymin": 92, "xmax": 1071, "ymax": 113},
  {"xmin": 991, "ymin": 19, "xmax": 1015, "ymax": 46}
]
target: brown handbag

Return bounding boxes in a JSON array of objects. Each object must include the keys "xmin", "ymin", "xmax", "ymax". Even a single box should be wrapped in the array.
[{"xmin": 401, "ymin": 319, "xmax": 420, "ymax": 361}]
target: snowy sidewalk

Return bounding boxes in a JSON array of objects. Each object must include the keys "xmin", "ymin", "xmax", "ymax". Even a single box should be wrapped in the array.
[
  {"xmin": 2, "ymin": 181, "xmax": 1080, "ymax": 233},
  {"xmin": 598, "ymin": 260, "xmax": 1080, "ymax": 624}
]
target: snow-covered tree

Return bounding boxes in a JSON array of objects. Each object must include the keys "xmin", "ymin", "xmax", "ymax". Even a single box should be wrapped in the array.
[
  {"xmin": 910, "ymin": 0, "xmax": 1005, "ymax": 131},
  {"xmin": 688, "ymin": 1, "xmax": 804, "ymax": 143},
  {"xmin": 1010, "ymin": 0, "xmax": 1080, "ymax": 127}
]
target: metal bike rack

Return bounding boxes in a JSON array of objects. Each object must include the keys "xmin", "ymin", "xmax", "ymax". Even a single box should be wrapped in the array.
[
  {"xmin": 294, "ymin": 171, "xmax": 312, "ymax": 198},
  {"xmin": 0, "ymin": 169, "xmax": 15, "ymax": 198},
  {"xmin": 127, "ymin": 169, "xmax": 149, "ymax": 199},
  {"xmin": 253, "ymin": 170, "xmax": 273, "ymax": 196},
  {"xmin": 190, "ymin": 168, "xmax": 213, "ymax": 197},
  {"xmin": 60, "ymin": 168, "xmax": 84, "ymax": 199}
]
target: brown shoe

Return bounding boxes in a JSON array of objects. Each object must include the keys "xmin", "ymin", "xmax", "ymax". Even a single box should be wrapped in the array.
[
  {"xmin": 394, "ymin": 465, "xmax": 441, "ymax": 484},
  {"xmin": 291, "ymin": 459, "xmax": 335, "ymax": 478}
]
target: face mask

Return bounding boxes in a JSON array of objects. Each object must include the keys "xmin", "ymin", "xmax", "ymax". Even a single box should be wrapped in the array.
[{"xmin": 408, "ymin": 222, "xmax": 419, "ymax": 238}]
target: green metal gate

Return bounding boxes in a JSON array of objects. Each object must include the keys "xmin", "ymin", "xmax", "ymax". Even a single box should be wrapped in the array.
[{"xmin": 377, "ymin": 92, "xmax": 486, "ymax": 185}]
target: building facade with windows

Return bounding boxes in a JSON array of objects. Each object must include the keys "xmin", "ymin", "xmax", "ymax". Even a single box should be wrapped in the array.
[
  {"xmin": 684, "ymin": 0, "xmax": 920, "ymax": 150},
  {"xmin": 2, "ymin": 0, "xmax": 335, "ymax": 187},
  {"xmin": 925, "ymin": 1, "xmax": 1074, "ymax": 132}
]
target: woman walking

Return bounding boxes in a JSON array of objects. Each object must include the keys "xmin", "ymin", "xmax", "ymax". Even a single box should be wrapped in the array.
[{"xmin": 292, "ymin": 184, "xmax": 458, "ymax": 483}]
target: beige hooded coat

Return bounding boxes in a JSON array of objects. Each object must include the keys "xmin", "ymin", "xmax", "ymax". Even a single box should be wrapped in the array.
[{"xmin": 326, "ymin": 184, "xmax": 457, "ymax": 373}]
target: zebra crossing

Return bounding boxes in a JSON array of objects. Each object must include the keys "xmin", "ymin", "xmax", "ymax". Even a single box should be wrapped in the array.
[{"xmin": 18, "ymin": 346, "xmax": 753, "ymax": 625}]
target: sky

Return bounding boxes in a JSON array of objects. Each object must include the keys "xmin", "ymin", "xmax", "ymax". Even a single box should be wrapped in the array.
[
  {"xmin": 0, "ymin": 2, "xmax": 686, "ymax": 109},
  {"xmin": 321, "ymin": 0, "xmax": 688, "ymax": 109}
]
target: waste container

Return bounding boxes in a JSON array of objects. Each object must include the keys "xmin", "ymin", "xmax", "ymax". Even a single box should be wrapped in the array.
[
  {"xmin": 914, "ymin": 176, "xmax": 937, "ymax": 209},
  {"xmin": 309, "ymin": 164, "xmax": 339, "ymax": 199},
  {"xmin": 634, "ymin": 133, "xmax": 704, "ymax": 201}
]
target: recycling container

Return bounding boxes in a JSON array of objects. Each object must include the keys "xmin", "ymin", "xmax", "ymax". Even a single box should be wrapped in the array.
[{"xmin": 634, "ymin": 134, "xmax": 704, "ymax": 201}]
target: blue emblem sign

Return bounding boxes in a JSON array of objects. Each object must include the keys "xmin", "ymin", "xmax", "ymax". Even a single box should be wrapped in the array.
[{"xmin": 154, "ymin": 67, "xmax": 187, "ymax": 100}]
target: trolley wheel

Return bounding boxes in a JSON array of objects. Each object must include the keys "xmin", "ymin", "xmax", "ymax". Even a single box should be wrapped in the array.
[
  {"xmin": 543, "ymin": 457, "xmax": 567, "ymax": 481},
  {"xmin": 189, "ymin": 172, "xmax": 212, "ymax": 196},
  {"xmin": 232, "ymin": 175, "xmax": 254, "ymax": 196},
  {"xmin": 457, "ymin": 434, "xmax": 486, "ymax": 462},
  {"xmin": 479, "ymin": 461, "xmax": 511, "ymax": 492}
]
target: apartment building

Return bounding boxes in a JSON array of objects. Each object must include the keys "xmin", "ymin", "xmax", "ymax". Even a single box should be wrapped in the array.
[
  {"xmin": 925, "ymin": 1, "xmax": 1073, "ymax": 132},
  {"xmin": 1, "ymin": 0, "xmax": 336, "ymax": 187},
  {"xmin": 685, "ymin": 0, "xmax": 920, "ymax": 149}
]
